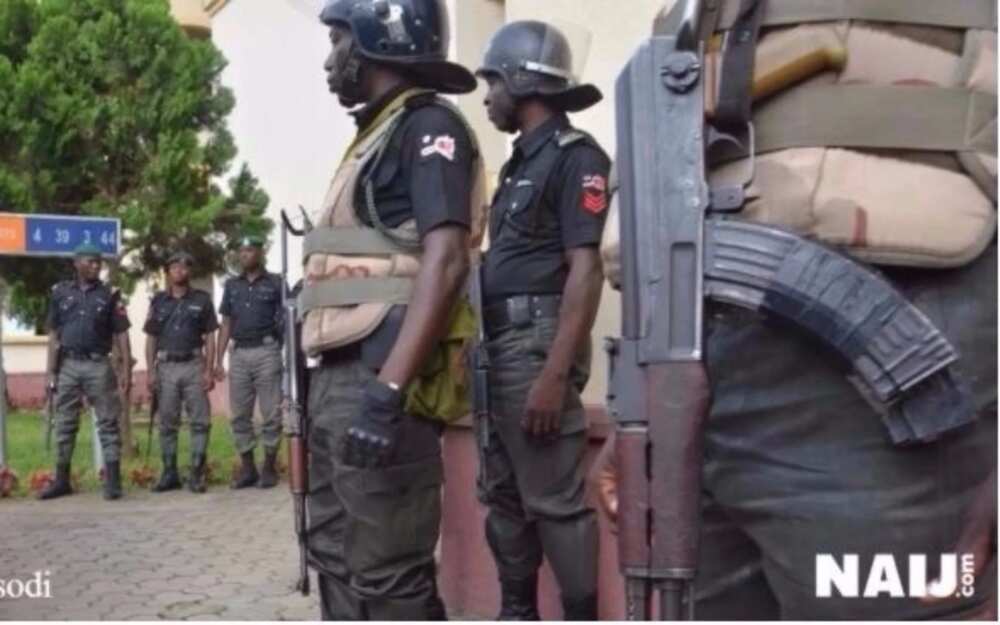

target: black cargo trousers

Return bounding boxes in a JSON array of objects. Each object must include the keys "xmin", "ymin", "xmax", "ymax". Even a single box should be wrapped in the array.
[
  {"xmin": 305, "ymin": 351, "xmax": 447, "ymax": 621},
  {"xmin": 694, "ymin": 243, "xmax": 997, "ymax": 619},
  {"xmin": 477, "ymin": 315, "xmax": 600, "ymax": 614}
]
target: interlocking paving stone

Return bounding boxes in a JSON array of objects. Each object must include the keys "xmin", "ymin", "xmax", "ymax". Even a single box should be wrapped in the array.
[{"xmin": 0, "ymin": 489, "xmax": 319, "ymax": 620}]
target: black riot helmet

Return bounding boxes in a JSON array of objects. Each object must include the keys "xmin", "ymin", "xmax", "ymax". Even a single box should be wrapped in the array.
[
  {"xmin": 320, "ymin": 0, "xmax": 476, "ymax": 94},
  {"xmin": 477, "ymin": 21, "xmax": 602, "ymax": 113}
]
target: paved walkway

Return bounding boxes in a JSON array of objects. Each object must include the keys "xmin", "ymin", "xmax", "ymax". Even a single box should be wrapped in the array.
[{"xmin": 0, "ymin": 487, "xmax": 319, "ymax": 620}]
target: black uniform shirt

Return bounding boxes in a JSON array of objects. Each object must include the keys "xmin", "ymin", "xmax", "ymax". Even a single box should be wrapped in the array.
[
  {"xmin": 219, "ymin": 272, "xmax": 286, "ymax": 342},
  {"xmin": 47, "ymin": 280, "xmax": 130, "ymax": 354},
  {"xmin": 351, "ymin": 88, "xmax": 474, "ymax": 237},
  {"xmin": 483, "ymin": 114, "xmax": 611, "ymax": 302},
  {"xmin": 143, "ymin": 288, "xmax": 218, "ymax": 353}
]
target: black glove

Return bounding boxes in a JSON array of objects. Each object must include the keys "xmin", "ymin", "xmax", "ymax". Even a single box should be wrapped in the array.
[{"xmin": 340, "ymin": 379, "xmax": 404, "ymax": 468}]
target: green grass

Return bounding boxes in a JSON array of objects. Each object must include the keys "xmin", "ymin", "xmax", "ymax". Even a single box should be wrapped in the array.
[{"xmin": 1, "ymin": 410, "xmax": 283, "ymax": 498}]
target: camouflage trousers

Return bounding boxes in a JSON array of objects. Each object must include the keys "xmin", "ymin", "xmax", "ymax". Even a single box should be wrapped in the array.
[
  {"xmin": 54, "ymin": 356, "xmax": 122, "ymax": 465},
  {"xmin": 477, "ymin": 316, "xmax": 599, "ymax": 606},
  {"xmin": 156, "ymin": 359, "xmax": 211, "ymax": 460},
  {"xmin": 227, "ymin": 343, "xmax": 282, "ymax": 454},
  {"xmin": 306, "ymin": 354, "xmax": 446, "ymax": 621}
]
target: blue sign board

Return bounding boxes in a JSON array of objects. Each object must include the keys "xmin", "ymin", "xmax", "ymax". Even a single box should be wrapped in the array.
[{"xmin": 0, "ymin": 213, "xmax": 120, "ymax": 258}]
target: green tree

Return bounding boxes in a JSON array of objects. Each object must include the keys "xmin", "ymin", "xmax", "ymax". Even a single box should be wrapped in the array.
[{"xmin": 0, "ymin": 0, "xmax": 270, "ymax": 331}]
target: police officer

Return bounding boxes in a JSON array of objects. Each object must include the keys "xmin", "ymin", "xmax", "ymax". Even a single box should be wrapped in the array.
[
  {"xmin": 145, "ymin": 251, "xmax": 219, "ymax": 494},
  {"xmin": 39, "ymin": 243, "xmax": 132, "ymax": 501},
  {"xmin": 215, "ymin": 235, "xmax": 285, "ymax": 489},
  {"xmin": 302, "ymin": 0, "xmax": 485, "ymax": 618},
  {"xmin": 474, "ymin": 21, "xmax": 610, "ymax": 621}
]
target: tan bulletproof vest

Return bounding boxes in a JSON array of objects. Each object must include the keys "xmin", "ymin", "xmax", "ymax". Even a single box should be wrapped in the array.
[
  {"xmin": 603, "ymin": 1, "xmax": 997, "ymax": 286},
  {"xmin": 299, "ymin": 89, "xmax": 488, "ymax": 356},
  {"xmin": 703, "ymin": 0, "xmax": 998, "ymax": 268}
]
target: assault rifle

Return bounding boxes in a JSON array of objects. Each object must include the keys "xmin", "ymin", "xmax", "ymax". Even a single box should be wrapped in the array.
[
  {"xmin": 281, "ymin": 209, "xmax": 310, "ymax": 597},
  {"xmin": 608, "ymin": 0, "xmax": 977, "ymax": 619}
]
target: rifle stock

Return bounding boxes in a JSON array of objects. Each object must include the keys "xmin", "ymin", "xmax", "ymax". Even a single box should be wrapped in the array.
[{"xmin": 281, "ymin": 210, "xmax": 310, "ymax": 597}]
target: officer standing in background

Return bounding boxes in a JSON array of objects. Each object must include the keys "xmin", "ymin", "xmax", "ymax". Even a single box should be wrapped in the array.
[
  {"xmin": 301, "ymin": 0, "xmax": 486, "ymax": 618},
  {"xmin": 215, "ymin": 235, "xmax": 285, "ymax": 490},
  {"xmin": 474, "ymin": 21, "xmax": 610, "ymax": 621},
  {"xmin": 145, "ymin": 251, "xmax": 219, "ymax": 494},
  {"xmin": 39, "ymin": 243, "xmax": 132, "ymax": 501}
]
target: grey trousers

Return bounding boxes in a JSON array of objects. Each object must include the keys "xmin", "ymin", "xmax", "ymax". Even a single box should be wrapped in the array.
[
  {"xmin": 306, "ymin": 356, "xmax": 446, "ymax": 620},
  {"xmin": 228, "ymin": 344, "xmax": 282, "ymax": 454},
  {"xmin": 54, "ymin": 356, "xmax": 122, "ymax": 464},
  {"xmin": 693, "ymin": 243, "xmax": 998, "ymax": 620},
  {"xmin": 157, "ymin": 359, "xmax": 211, "ymax": 460},
  {"xmin": 477, "ymin": 317, "xmax": 599, "ymax": 605}
]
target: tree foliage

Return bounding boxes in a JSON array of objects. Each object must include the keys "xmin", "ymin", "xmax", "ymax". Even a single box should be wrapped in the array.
[{"xmin": 0, "ymin": 0, "xmax": 270, "ymax": 330}]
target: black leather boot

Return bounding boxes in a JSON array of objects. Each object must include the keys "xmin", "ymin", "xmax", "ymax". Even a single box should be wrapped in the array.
[
  {"xmin": 103, "ymin": 461, "xmax": 122, "ymax": 500},
  {"xmin": 152, "ymin": 455, "xmax": 182, "ymax": 492},
  {"xmin": 230, "ymin": 450, "xmax": 258, "ymax": 489},
  {"xmin": 562, "ymin": 594, "xmax": 598, "ymax": 621},
  {"xmin": 188, "ymin": 455, "xmax": 207, "ymax": 493},
  {"xmin": 498, "ymin": 576, "xmax": 540, "ymax": 621},
  {"xmin": 38, "ymin": 463, "xmax": 73, "ymax": 500},
  {"xmin": 258, "ymin": 448, "xmax": 279, "ymax": 489}
]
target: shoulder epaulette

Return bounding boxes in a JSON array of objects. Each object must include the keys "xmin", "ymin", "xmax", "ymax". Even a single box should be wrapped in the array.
[{"xmin": 556, "ymin": 129, "xmax": 589, "ymax": 149}]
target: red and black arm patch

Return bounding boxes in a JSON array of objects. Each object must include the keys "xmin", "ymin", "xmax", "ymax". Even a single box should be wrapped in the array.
[
  {"xmin": 557, "ymin": 143, "xmax": 613, "ymax": 249},
  {"xmin": 580, "ymin": 173, "xmax": 609, "ymax": 215}
]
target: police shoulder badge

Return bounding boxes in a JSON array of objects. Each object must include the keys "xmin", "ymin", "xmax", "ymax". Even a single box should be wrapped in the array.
[
  {"xmin": 420, "ymin": 134, "xmax": 456, "ymax": 162},
  {"xmin": 581, "ymin": 174, "xmax": 608, "ymax": 214}
]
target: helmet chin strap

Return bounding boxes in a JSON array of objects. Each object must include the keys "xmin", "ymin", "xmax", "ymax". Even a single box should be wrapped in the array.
[{"xmin": 335, "ymin": 39, "xmax": 367, "ymax": 107}]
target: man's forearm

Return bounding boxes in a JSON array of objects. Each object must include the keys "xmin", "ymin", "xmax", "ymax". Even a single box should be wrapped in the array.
[
  {"xmin": 203, "ymin": 333, "xmax": 216, "ymax": 369},
  {"xmin": 145, "ymin": 335, "xmax": 157, "ymax": 372},
  {"xmin": 543, "ymin": 250, "xmax": 604, "ymax": 378},
  {"xmin": 216, "ymin": 321, "xmax": 230, "ymax": 367},
  {"xmin": 46, "ymin": 335, "xmax": 60, "ymax": 376},
  {"xmin": 379, "ymin": 227, "xmax": 470, "ymax": 387},
  {"xmin": 117, "ymin": 333, "xmax": 132, "ymax": 385}
]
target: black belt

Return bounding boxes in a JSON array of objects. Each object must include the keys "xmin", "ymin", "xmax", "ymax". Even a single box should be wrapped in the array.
[
  {"xmin": 483, "ymin": 294, "xmax": 561, "ymax": 336},
  {"xmin": 320, "ymin": 342, "xmax": 362, "ymax": 366},
  {"xmin": 62, "ymin": 349, "xmax": 108, "ymax": 361},
  {"xmin": 233, "ymin": 335, "xmax": 277, "ymax": 349},
  {"xmin": 158, "ymin": 351, "xmax": 199, "ymax": 363}
]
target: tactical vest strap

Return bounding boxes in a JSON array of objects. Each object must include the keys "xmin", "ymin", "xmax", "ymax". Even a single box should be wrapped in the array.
[
  {"xmin": 716, "ymin": 0, "xmax": 998, "ymax": 31},
  {"xmin": 297, "ymin": 277, "xmax": 414, "ymax": 318},
  {"xmin": 303, "ymin": 227, "xmax": 415, "ymax": 258},
  {"xmin": 715, "ymin": 85, "xmax": 996, "ymax": 160}
]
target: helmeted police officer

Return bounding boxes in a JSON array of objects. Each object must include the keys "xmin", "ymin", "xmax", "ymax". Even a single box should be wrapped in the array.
[
  {"xmin": 475, "ymin": 20, "xmax": 610, "ymax": 621},
  {"xmin": 145, "ymin": 251, "xmax": 219, "ymax": 494},
  {"xmin": 40, "ymin": 242, "xmax": 132, "ymax": 501},
  {"xmin": 215, "ymin": 235, "xmax": 286, "ymax": 490},
  {"xmin": 301, "ymin": 0, "xmax": 486, "ymax": 619}
]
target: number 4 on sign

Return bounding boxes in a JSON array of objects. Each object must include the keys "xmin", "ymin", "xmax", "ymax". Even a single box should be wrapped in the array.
[{"xmin": 33, "ymin": 228, "xmax": 41, "ymax": 243}]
